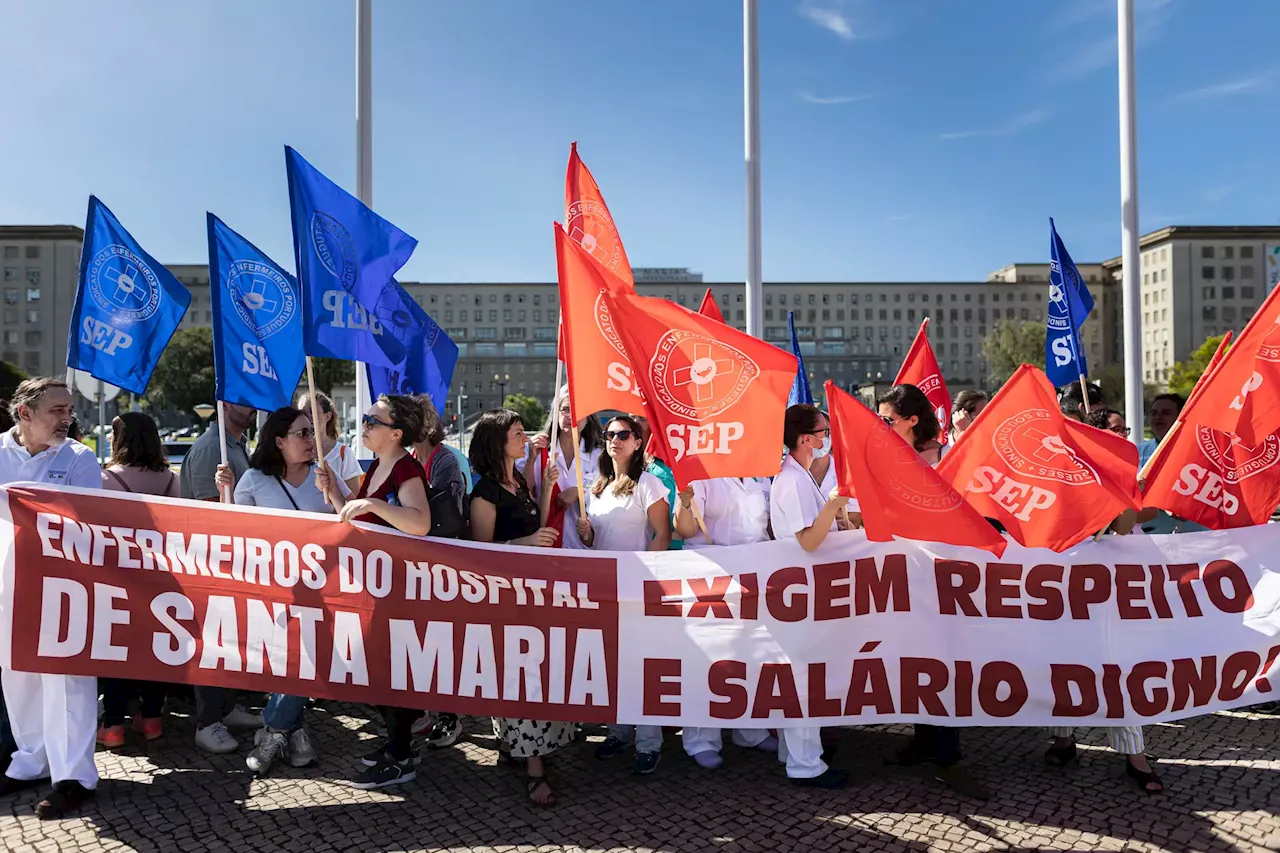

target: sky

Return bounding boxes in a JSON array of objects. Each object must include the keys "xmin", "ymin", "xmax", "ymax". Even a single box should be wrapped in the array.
[{"xmin": 2, "ymin": 0, "xmax": 1279, "ymax": 284}]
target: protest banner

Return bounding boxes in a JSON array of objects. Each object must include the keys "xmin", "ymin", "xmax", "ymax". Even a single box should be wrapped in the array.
[{"xmin": 1, "ymin": 486, "xmax": 1277, "ymax": 729}]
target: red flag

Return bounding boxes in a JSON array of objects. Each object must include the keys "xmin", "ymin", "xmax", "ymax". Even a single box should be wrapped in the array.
[
  {"xmin": 565, "ymin": 142, "xmax": 633, "ymax": 287},
  {"xmin": 935, "ymin": 365, "xmax": 1141, "ymax": 551},
  {"xmin": 894, "ymin": 319, "xmax": 952, "ymax": 444},
  {"xmin": 555, "ymin": 225, "xmax": 647, "ymax": 420},
  {"xmin": 826, "ymin": 382, "xmax": 1006, "ymax": 554},
  {"xmin": 1184, "ymin": 284, "xmax": 1280, "ymax": 445},
  {"xmin": 1139, "ymin": 330, "xmax": 1231, "ymax": 479},
  {"xmin": 1142, "ymin": 422, "xmax": 1280, "ymax": 529},
  {"xmin": 697, "ymin": 289, "xmax": 726, "ymax": 324},
  {"xmin": 1184, "ymin": 330, "xmax": 1233, "ymax": 412},
  {"xmin": 599, "ymin": 286, "xmax": 797, "ymax": 487}
]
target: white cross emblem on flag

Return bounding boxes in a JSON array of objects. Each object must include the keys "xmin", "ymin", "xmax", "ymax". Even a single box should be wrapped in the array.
[
  {"xmin": 672, "ymin": 343, "xmax": 733, "ymax": 403},
  {"xmin": 570, "ymin": 222, "xmax": 610, "ymax": 264},
  {"xmin": 105, "ymin": 263, "xmax": 145, "ymax": 304},
  {"xmin": 241, "ymin": 278, "xmax": 278, "ymax": 313}
]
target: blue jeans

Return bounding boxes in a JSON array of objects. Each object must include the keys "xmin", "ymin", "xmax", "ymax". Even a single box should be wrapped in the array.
[{"xmin": 262, "ymin": 694, "xmax": 307, "ymax": 732}]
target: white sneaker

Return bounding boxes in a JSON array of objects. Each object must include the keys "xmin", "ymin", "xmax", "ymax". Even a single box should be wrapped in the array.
[
  {"xmin": 223, "ymin": 705, "xmax": 263, "ymax": 730},
  {"xmin": 410, "ymin": 714, "xmax": 432, "ymax": 736},
  {"xmin": 196, "ymin": 722, "xmax": 239, "ymax": 754},
  {"xmin": 289, "ymin": 728, "xmax": 316, "ymax": 767},
  {"xmin": 246, "ymin": 731, "xmax": 287, "ymax": 774}
]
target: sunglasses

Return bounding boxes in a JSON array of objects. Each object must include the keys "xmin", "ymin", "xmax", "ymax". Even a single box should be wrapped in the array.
[
  {"xmin": 287, "ymin": 427, "xmax": 316, "ymax": 440},
  {"xmin": 362, "ymin": 414, "xmax": 396, "ymax": 430},
  {"xmin": 606, "ymin": 429, "xmax": 635, "ymax": 442},
  {"xmin": 1111, "ymin": 426, "xmax": 1131, "ymax": 437},
  {"xmin": 880, "ymin": 416, "xmax": 903, "ymax": 427}
]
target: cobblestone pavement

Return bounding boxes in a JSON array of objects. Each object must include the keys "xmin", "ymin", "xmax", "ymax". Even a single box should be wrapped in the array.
[{"xmin": 1, "ymin": 697, "xmax": 1276, "ymax": 853}]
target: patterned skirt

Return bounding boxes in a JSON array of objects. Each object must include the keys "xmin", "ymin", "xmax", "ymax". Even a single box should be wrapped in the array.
[{"xmin": 497, "ymin": 718, "xmax": 575, "ymax": 758}]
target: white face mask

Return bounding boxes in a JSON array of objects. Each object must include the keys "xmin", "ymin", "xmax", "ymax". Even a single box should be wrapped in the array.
[{"xmin": 811, "ymin": 434, "xmax": 831, "ymax": 459}]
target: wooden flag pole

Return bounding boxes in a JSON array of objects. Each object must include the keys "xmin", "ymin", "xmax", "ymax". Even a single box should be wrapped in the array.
[
  {"xmin": 685, "ymin": 485, "xmax": 713, "ymax": 545},
  {"xmin": 1077, "ymin": 373, "xmax": 1091, "ymax": 417},
  {"xmin": 571, "ymin": 423, "xmax": 588, "ymax": 519},
  {"xmin": 216, "ymin": 402, "xmax": 231, "ymax": 504},
  {"xmin": 305, "ymin": 357, "xmax": 330, "ymax": 503}
]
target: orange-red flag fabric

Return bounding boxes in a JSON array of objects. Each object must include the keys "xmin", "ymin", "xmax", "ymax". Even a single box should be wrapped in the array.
[
  {"xmin": 935, "ymin": 365, "xmax": 1141, "ymax": 551},
  {"xmin": 555, "ymin": 225, "xmax": 646, "ymax": 419},
  {"xmin": 565, "ymin": 142, "xmax": 633, "ymax": 287},
  {"xmin": 895, "ymin": 319, "xmax": 952, "ymax": 444},
  {"xmin": 1184, "ymin": 330, "xmax": 1233, "ymax": 412},
  {"xmin": 1186, "ymin": 284, "xmax": 1280, "ymax": 445},
  {"xmin": 1142, "ymin": 422, "xmax": 1280, "ymax": 529},
  {"xmin": 826, "ymin": 382, "xmax": 1006, "ymax": 554},
  {"xmin": 598, "ymin": 287, "xmax": 797, "ymax": 487},
  {"xmin": 697, "ymin": 289, "xmax": 726, "ymax": 324}
]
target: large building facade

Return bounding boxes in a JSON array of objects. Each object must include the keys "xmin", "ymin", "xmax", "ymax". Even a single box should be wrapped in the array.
[{"xmin": 0, "ymin": 226, "xmax": 85, "ymax": 379}]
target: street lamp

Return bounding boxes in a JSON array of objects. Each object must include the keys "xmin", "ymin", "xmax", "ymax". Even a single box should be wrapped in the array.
[
  {"xmin": 494, "ymin": 373, "xmax": 510, "ymax": 403},
  {"xmin": 193, "ymin": 403, "xmax": 216, "ymax": 434},
  {"xmin": 455, "ymin": 393, "xmax": 469, "ymax": 450}
]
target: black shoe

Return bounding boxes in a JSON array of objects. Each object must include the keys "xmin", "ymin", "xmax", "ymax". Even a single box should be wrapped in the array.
[
  {"xmin": 425, "ymin": 714, "xmax": 462, "ymax": 749},
  {"xmin": 889, "ymin": 738, "xmax": 937, "ymax": 767},
  {"xmin": 0, "ymin": 775, "xmax": 45, "ymax": 797},
  {"xmin": 360, "ymin": 743, "xmax": 420, "ymax": 767},
  {"xmin": 35, "ymin": 781, "xmax": 94, "ymax": 819},
  {"xmin": 936, "ymin": 764, "xmax": 990, "ymax": 800},
  {"xmin": 348, "ymin": 758, "xmax": 416, "ymax": 790},
  {"xmin": 791, "ymin": 768, "xmax": 848, "ymax": 788}
]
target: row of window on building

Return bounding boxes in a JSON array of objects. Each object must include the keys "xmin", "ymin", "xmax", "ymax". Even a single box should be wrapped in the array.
[
  {"xmin": 1, "ymin": 246, "xmax": 41, "ymax": 260},
  {"xmin": 2, "ymin": 267, "xmax": 41, "ymax": 285}
]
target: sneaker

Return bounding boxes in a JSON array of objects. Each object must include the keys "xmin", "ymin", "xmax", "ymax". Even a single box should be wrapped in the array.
[
  {"xmin": 409, "ymin": 713, "xmax": 432, "ymax": 736},
  {"xmin": 595, "ymin": 735, "xmax": 628, "ymax": 760},
  {"xmin": 691, "ymin": 750, "xmax": 722, "ymax": 770},
  {"xmin": 289, "ymin": 729, "xmax": 316, "ymax": 768},
  {"xmin": 348, "ymin": 758, "xmax": 416, "ymax": 789},
  {"xmin": 360, "ymin": 743, "xmax": 420, "ymax": 767},
  {"xmin": 131, "ymin": 716, "xmax": 163, "ymax": 741},
  {"xmin": 96, "ymin": 724, "xmax": 125, "ymax": 749},
  {"xmin": 792, "ymin": 768, "xmax": 849, "ymax": 789},
  {"xmin": 195, "ymin": 722, "xmax": 239, "ymax": 754},
  {"xmin": 246, "ymin": 731, "xmax": 288, "ymax": 775},
  {"xmin": 424, "ymin": 714, "xmax": 462, "ymax": 749},
  {"xmin": 36, "ymin": 780, "xmax": 94, "ymax": 820},
  {"xmin": 632, "ymin": 751, "xmax": 661, "ymax": 775},
  {"xmin": 222, "ymin": 705, "xmax": 263, "ymax": 730}
]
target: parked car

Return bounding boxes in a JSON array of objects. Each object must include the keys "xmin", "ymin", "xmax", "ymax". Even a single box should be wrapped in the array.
[{"xmin": 163, "ymin": 440, "xmax": 193, "ymax": 471}]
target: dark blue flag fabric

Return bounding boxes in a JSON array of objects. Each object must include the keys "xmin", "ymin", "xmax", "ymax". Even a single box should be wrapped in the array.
[
  {"xmin": 787, "ymin": 310, "xmax": 814, "ymax": 407},
  {"xmin": 285, "ymin": 146, "xmax": 418, "ymax": 367},
  {"xmin": 365, "ymin": 280, "xmax": 459, "ymax": 412},
  {"xmin": 207, "ymin": 213, "xmax": 306, "ymax": 410},
  {"xmin": 1045, "ymin": 218, "xmax": 1096, "ymax": 389},
  {"xmin": 66, "ymin": 196, "xmax": 191, "ymax": 394}
]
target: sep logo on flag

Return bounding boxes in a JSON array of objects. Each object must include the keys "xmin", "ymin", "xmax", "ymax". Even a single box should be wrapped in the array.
[
  {"xmin": 310, "ymin": 212, "xmax": 357, "ymax": 289},
  {"xmin": 1195, "ymin": 427, "xmax": 1280, "ymax": 484},
  {"xmin": 228, "ymin": 261, "xmax": 296, "ymax": 339},
  {"xmin": 649, "ymin": 330, "xmax": 758, "ymax": 420},
  {"xmin": 871, "ymin": 431, "xmax": 961, "ymax": 512},
  {"xmin": 567, "ymin": 200, "xmax": 624, "ymax": 274},
  {"xmin": 88, "ymin": 245, "xmax": 161, "ymax": 323},
  {"xmin": 1257, "ymin": 314, "xmax": 1280, "ymax": 363},
  {"xmin": 994, "ymin": 409, "xmax": 1101, "ymax": 486},
  {"xmin": 593, "ymin": 290, "xmax": 630, "ymax": 359}
]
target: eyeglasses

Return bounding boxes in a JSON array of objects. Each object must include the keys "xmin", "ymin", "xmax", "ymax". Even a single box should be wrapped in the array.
[
  {"xmin": 1110, "ymin": 426, "xmax": 1131, "ymax": 437},
  {"xmin": 287, "ymin": 427, "xmax": 316, "ymax": 440},
  {"xmin": 362, "ymin": 414, "xmax": 396, "ymax": 430},
  {"xmin": 806, "ymin": 428, "xmax": 831, "ymax": 438},
  {"xmin": 606, "ymin": 429, "xmax": 634, "ymax": 441}
]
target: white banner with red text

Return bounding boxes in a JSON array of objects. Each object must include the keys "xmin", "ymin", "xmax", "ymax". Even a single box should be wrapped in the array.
[{"xmin": 1, "ymin": 485, "xmax": 1277, "ymax": 728}]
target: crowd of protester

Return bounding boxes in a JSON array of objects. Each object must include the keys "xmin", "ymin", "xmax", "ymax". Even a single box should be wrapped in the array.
[{"xmin": 1, "ymin": 374, "xmax": 1275, "ymax": 819}]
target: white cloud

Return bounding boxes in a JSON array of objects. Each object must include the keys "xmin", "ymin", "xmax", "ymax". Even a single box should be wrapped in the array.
[
  {"xmin": 1048, "ymin": 0, "xmax": 1175, "ymax": 80},
  {"xmin": 1168, "ymin": 75, "xmax": 1273, "ymax": 104},
  {"xmin": 939, "ymin": 108, "xmax": 1050, "ymax": 141},
  {"xmin": 798, "ymin": 90, "xmax": 875, "ymax": 105},
  {"xmin": 800, "ymin": 4, "xmax": 855, "ymax": 41}
]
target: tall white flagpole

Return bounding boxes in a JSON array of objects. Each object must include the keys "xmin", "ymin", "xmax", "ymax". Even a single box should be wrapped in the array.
[
  {"xmin": 743, "ymin": 0, "xmax": 763, "ymax": 339},
  {"xmin": 354, "ymin": 0, "xmax": 374, "ymax": 458},
  {"xmin": 1118, "ymin": 0, "xmax": 1143, "ymax": 442}
]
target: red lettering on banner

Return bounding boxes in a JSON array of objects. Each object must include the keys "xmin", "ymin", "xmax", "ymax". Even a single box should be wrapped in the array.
[
  {"xmin": 936, "ymin": 560, "xmax": 981, "ymax": 616},
  {"xmin": 1127, "ymin": 661, "xmax": 1169, "ymax": 716},
  {"xmin": 1168, "ymin": 563, "xmax": 1204, "ymax": 617},
  {"xmin": 739, "ymin": 572, "xmax": 759, "ymax": 620},
  {"xmin": 1218, "ymin": 651, "xmax": 1262, "ymax": 702},
  {"xmin": 1149, "ymin": 565, "xmax": 1174, "ymax": 619},
  {"xmin": 977, "ymin": 661, "xmax": 1028, "ymax": 717},
  {"xmin": 751, "ymin": 663, "xmax": 803, "ymax": 718},
  {"xmin": 643, "ymin": 658, "xmax": 682, "ymax": 715},
  {"xmin": 708, "ymin": 659, "xmax": 748, "ymax": 719},
  {"xmin": 1203, "ymin": 561, "xmax": 1254, "ymax": 613},
  {"xmin": 1068, "ymin": 564, "xmax": 1111, "ymax": 620},
  {"xmin": 845, "ymin": 656, "xmax": 895, "ymax": 715},
  {"xmin": 984, "ymin": 563, "xmax": 1022, "ymax": 619},
  {"xmin": 643, "ymin": 579, "xmax": 683, "ymax": 618},
  {"xmin": 1101, "ymin": 663, "xmax": 1125, "ymax": 719},
  {"xmin": 854, "ymin": 555, "xmax": 910, "ymax": 616},
  {"xmin": 807, "ymin": 662, "xmax": 843, "ymax": 717},
  {"xmin": 900, "ymin": 657, "xmax": 949, "ymax": 715},
  {"xmin": 1051, "ymin": 664, "xmax": 1100, "ymax": 717},
  {"xmin": 1115, "ymin": 564, "xmax": 1151, "ymax": 620},
  {"xmin": 954, "ymin": 660, "xmax": 974, "ymax": 717},
  {"xmin": 1171, "ymin": 656, "xmax": 1217, "ymax": 711},
  {"xmin": 687, "ymin": 575, "xmax": 733, "ymax": 619},
  {"xmin": 765, "ymin": 567, "xmax": 808, "ymax": 623},
  {"xmin": 1026, "ymin": 564, "xmax": 1065, "ymax": 620},
  {"xmin": 813, "ymin": 562, "xmax": 851, "ymax": 621}
]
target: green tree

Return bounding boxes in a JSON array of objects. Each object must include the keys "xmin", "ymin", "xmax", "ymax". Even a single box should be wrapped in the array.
[
  {"xmin": 147, "ymin": 327, "xmax": 215, "ymax": 417},
  {"xmin": 1089, "ymin": 363, "xmax": 1161, "ymax": 409},
  {"xmin": 0, "ymin": 360, "xmax": 29, "ymax": 402},
  {"xmin": 308, "ymin": 358, "xmax": 355, "ymax": 396},
  {"xmin": 1167, "ymin": 334, "xmax": 1227, "ymax": 399},
  {"xmin": 503, "ymin": 393, "xmax": 546, "ymax": 432},
  {"xmin": 981, "ymin": 319, "xmax": 1045, "ymax": 388}
]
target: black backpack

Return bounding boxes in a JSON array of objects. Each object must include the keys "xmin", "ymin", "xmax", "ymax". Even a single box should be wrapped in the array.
[{"xmin": 423, "ymin": 446, "xmax": 469, "ymax": 540}]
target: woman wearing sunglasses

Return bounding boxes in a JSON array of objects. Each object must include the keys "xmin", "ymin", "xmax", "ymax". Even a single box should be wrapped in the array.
[
  {"xmin": 521, "ymin": 385, "xmax": 604, "ymax": 549},
  {"xmin": 317, "ymin": 394, "xmax": 432, "ymax": 790},
  {"xmin": 468, "ymin": 409, "xmax": 570, "ymax": 807},
  {"xmin": 576, "ymin": 415, "xmax": 672, "ymax": 775},
  {"xmin": 215, "ymin": 407, "xmax": 348, "ymax": 775},
  {"xmin": 876, "ymin": 384, "xmax": 989, "ymax": 800}
]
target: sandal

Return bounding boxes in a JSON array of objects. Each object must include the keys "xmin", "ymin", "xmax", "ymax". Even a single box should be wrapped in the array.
[
  {"xmin": 1044, "ymin": 740, "xmax": 1077, "ymax": 767},
  {"xmin": 1125, "ymin": 758, "xmax": 1164, "ymax": 795},
  {"xmin": 526, "ymin": 774, "xmax": 556, "ymax": 807}
]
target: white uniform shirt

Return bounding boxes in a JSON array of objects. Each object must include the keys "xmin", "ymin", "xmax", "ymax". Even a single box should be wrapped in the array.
[
  {"xmin": 585, "ymin": 470, "xmax": 668, "ymax": 551},
  {"xmin": 519, "ymin": 443, "xmax": 602, "ymax": 550},
  {"xmin": 233, "ymin": 466, "xmax": 345, "ymax": 513},
  {"xmin": 0, "ymin": 430, "xmax": 102, "ymax": 490},
  {"xmin": 326, "ymin": 441, "xmax": 364, "ymax": 485},
  {"xmin": 770, "ymin": 454, "xmax": 836, "ymax": 540},
  {"xmin": 683, "ymin": 477, "xmax": 772, "ymax": 549}
]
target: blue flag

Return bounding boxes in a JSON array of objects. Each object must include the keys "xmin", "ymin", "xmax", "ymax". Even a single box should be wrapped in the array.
[
  {"xmin": 365, "ymin": 280, "xmax": 459, "ymax": 411},
  {"xmin": 285, "ymin": 146, "xmax": 417, "ymax": 367},
  {"xmin": 786, "ymin": 311, "xmax": 813, "ymax": 407},
  {"xmin": 1045, "ymin": 218, "xmax": 1095, "ymax": 388},
  {"xmin": 66, "ymin": 196, "xmax": 191, "ymax": 394},
  {"xmin": 207, "ymin": 213, "xmax": 306, "ymax": 410}
]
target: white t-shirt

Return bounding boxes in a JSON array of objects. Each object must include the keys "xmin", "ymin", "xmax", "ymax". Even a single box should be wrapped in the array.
[
  {"xmin": 585, "ymin": 470, "xmax": 668, "ymax": 552},
  {"xmin": 683, "ymin": 477, "xmax": 772, "ymax": 549},
  {"xmin": 519, "ymin": 443, "xmax": 602, "ymax": 550},
  {"xmin": 326, "ymin": 441, "xmax": 364, "ymax": 485},
  {"xmin": 770, "ymin": 454, "xmax": 836, "ymax": 541},
  {"xmin": 0, "ymin": 429, "xmax": 102, "ymax": 490},
  {"xmin": 233, "ymin": 466, "xmax": 346, "ymax": 513}
]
